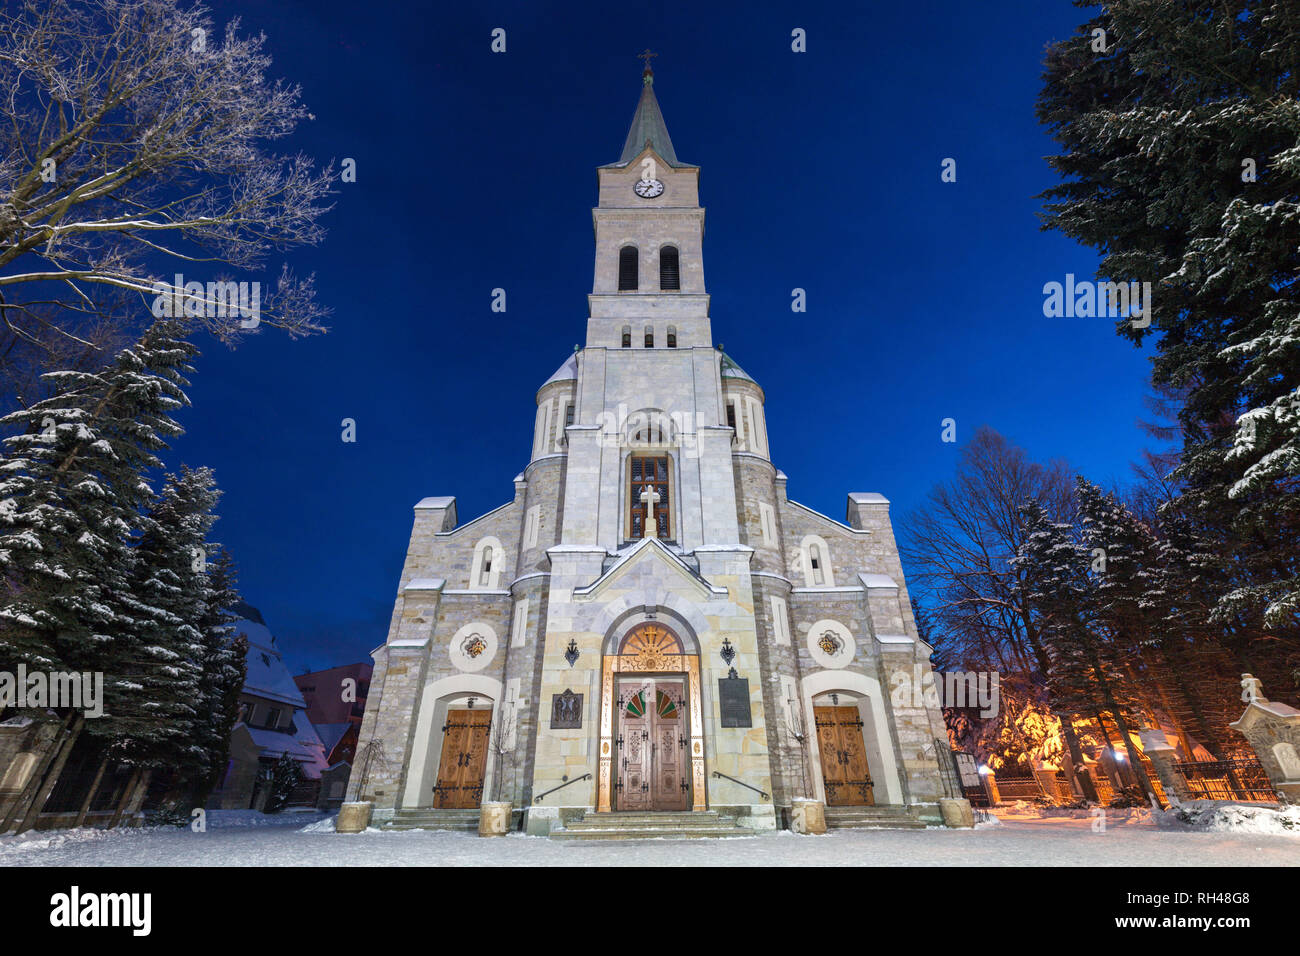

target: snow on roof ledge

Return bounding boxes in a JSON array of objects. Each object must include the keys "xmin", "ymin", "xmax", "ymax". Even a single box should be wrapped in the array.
[
  {"xmin": 874, "ymin": 633, "xmax": 913, "ymax": 644},
  {"xmin": 389, "ymin": 637, "xmax": 429, "ymax": 648},
  {"xmin": 859, "ymin": 573, "xmax": 898, "ymax": 591},
  {"xmin": 849, "ymin": 492, "xmax": 890, "ymax": 505},
  {"xmin": 404, "ymin": 578, "xmax": 445, "ymax": 592},
  {"xmin": 415, "ymin": 496, "xmax": 455, "ymax": 510}
]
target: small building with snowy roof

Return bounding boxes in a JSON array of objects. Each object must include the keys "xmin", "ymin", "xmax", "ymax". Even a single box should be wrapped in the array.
[{"xmin": 207, "ymin": 603, "xmax": 329, "ymax": 811}]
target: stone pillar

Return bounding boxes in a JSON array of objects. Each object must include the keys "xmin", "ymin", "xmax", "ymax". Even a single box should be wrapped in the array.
[
  {"xmin": 1138, "ymin": 728, "xmax": 1189, "ymax": 804},
  {"xmin": 981, "ymin": 769, "xmax": 1000, "ymax": 806},
  {"xmin": 1229, "ymin": 687, "xmax": 1300, "ymax": 803},
  {"xmin": 1032, "ymin": 762, "xmax": 1061, "ymax": 803}
]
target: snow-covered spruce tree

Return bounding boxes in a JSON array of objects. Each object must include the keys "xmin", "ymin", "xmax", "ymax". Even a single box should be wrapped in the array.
[
  {"xmin": 1013, "ymin": 500, "xmax": 1115, "ymax": 800},
  {"xmin": 0, "ymin": 319, "xmax": 196, "ymax": 829},
  {"xmin": 1038, "ymin": 1, "xmax": 1300, "ymax": 661},
  {"xmin": 1075, "ymin": 480, "xmax": 1166, "ymax": 792},
  {"xmin": 113, "ymin": 466, "xmax": 223, "ymax": 789},
  {"xmin": 188, "ymin": 547, "xmax": 246, "ymax": 808}
]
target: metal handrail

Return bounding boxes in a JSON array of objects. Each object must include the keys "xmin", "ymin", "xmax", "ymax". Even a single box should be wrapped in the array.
[
  {"xmin": 533, "ymin": 773, "xmax": 592, "ymax": 804},
  {"xmin": 711, "ymin": 771, "xmax": 769, "ymax": 800}
]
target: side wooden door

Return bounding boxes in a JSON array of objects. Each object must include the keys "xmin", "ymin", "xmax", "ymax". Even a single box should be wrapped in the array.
[
  {"xmin": 433, "ymin": 708, "xmax": 491, "ymax": 809},
  {"xmin": 815, "ymin": 706, "xmax": 875, "ymax": 807}
]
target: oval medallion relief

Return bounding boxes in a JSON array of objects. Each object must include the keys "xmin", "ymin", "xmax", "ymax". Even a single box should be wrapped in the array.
[
  {"xmin": 449, "ymin": 622, "xmax": 498, "ymax": 673},
  {"xmin": 806, "ymin": 619, "xmax": 855, "ymax": 669}
]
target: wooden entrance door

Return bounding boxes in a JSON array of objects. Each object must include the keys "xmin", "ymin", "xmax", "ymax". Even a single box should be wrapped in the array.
[
  {"xmin": 432, "ymin": 708, "xmax": 491, "ymax": 808},
  {"xmin": 815, "ymin": 705, "xmax": 875, "ymax": 806},
  {"xmin": 616, "ymin": 679, "xmax": 689, "ymax": 811}
]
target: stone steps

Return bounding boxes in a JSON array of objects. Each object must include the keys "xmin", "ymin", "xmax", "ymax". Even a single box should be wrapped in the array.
[
  {"xmin": 550, "ymin": 810, "xmax": 754, "ymax": 842},
  {"xmin": 824, "ymin": 806, "xmax": 927, "ymax": 830},
  {"xmin": 382, "ymin": 809, "xmax": 481, "ymax": 832}
]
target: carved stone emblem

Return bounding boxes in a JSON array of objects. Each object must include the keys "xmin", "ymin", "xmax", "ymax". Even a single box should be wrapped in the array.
[{"xmin": 462, "ymin": 634, "xmax": 487, "ymax": 659}]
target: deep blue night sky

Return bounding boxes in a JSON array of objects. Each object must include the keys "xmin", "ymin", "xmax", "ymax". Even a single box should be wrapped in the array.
[{"xmin": 169, "ymin": 0, "xmax": 1150, "ymax": 673}]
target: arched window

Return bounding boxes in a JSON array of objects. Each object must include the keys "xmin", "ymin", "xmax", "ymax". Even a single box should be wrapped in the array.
[
  {"xmin": 471, "ymin": 537, "xmax": 504, "ymax": 589},
  {"xmin": 660, "ymin": 245, "xmax": 680, "ymax": 290},
  {"xmin": 644, "ymin": 326, "xmax": 654, "ymax": 348},
  {"xmin": 799, "ymin": 535, "xmax": 835, "ymax": 588},
  {"xmin": 666, "ymin": 326, "xmax": 677, "ymax": 348},
  {"xmin": 621, "ymin": 325, "xmax": 631, "ymax": 348},
  {"xmin": 618, "ymin": 246, "xmax": 638, "ymax": 291}
]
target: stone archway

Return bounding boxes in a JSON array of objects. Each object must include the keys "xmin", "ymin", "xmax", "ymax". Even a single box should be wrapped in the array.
[
  {"xmin": 801, "ymin": 670, "xmax": 903, "ymax": 805},
  {"xmin": 403, "ymin": 673, "xmax": 502, "ymax": 809},
  {"xmin": 597, "ymin": 622, "xmax": 706, "ymax": 812}
]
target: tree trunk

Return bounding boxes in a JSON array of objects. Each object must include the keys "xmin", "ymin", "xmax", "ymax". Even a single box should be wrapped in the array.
[
  {"xmin": 1060, "ymin": 717, "xmax": 1099, "ymax": 802},
  {"xmin": 1100, "ymin": 701, "xmax": 1158, "ymax": 802},
  {"xmin": 1092, "ymin": 712, "xmax": 1125, "ymax": 790},
  {"xmin": 122, "ymin": 768, "xmax": 152, "ymax": 825},
  {"xmin": 0, "ymin": 711, "xmax": 72, "ymax": 833},
  {"xmin": 16, "ymin": 713, "xmax": 85, "ymax": 833},
  {"xmin": 108, "ymin": 767, "xmax": 141, "ymax": 829},
  {"xmin": 73, "ymin": 756, "xmax": 109, "ymax": 828}
]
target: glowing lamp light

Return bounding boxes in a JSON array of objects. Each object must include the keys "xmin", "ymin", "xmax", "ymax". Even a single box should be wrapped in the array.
[
  {"xmin": 1113, "ymin": 749, "xmax": 1126, "ymax": 761},
  {"xmin": 977, "ymin": 765, "xmax": 991, "ymax": 776}
]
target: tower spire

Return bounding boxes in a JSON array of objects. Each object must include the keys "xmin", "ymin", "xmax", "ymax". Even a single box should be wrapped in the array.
[{"xmin": 612, "ymin": 49, "xmax": 688, "ymax": 168}]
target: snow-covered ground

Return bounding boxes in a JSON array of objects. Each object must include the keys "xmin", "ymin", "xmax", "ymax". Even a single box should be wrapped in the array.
[{"xmin": 1, "ymin": 803, "xmax": 1297, "ymax": 866}]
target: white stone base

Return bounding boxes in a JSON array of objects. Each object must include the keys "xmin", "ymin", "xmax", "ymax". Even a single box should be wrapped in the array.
[
  {"xmin": 479, "ymin": 801, "xmax": 512, "ymax": 836},
  {"xmin": 335, "ymin": 802, "xmax": 373, "ymax": 833},
  {"xmin": 790, "ymin": 798, "xmax": 827, "ymax": 834},
  {"xmin": 939, "ymin": 797, "xmax": 975, "ymax": 828}
]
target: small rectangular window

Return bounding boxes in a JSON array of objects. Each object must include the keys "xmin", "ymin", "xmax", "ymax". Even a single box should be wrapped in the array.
[
  {"xmin": 565, "ymin": 404, "xmax": 575, "ymax": 426},
  {"xmin": 644, "ymin": 329, "xmax": 654, "ymax": 348},
  {"xmin": 726, "ymin": 403, "xmax": 737, "ymax": 430},
  {"xmin": 667, "ymin": 329, "xmax": 677, "ymax": 348}
]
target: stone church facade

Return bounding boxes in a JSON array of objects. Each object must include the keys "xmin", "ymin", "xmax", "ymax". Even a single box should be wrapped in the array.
[{"xmin": 349, "ymin": 65, "xmax": 951, "ymax": 834}]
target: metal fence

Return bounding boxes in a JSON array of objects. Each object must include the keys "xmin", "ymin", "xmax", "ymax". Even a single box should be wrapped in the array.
[{"xmin": 1172, "ymin": 758, "xmax": 1278, "ymax": 802}]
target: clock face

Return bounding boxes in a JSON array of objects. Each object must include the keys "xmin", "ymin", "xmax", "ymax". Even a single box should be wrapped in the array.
[{"xmin": 634, "ymin": 178, "xmax": 664, "ymax": 198}]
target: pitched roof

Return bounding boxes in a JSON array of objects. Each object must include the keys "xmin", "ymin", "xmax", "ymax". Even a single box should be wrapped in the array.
[
  {"xmin": 232, "ymin": 608, "xmax": 308, "ymax": 708},
  {"xmin": 603, "ymin": 71, "xmax": 695, "ymax": 169}
]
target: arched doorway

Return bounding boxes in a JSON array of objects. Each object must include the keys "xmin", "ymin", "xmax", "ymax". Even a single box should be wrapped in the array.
[
  {"xmin": 813, "ymin": 692, "xmax": 875, "ymax": 806},
  {"xmin": 430, "ymin": 698, "xmax": 491, "ymax": 809},
  {"xmin": 598, "ymin": 622, "xmax": 706, "ymax": 812}
]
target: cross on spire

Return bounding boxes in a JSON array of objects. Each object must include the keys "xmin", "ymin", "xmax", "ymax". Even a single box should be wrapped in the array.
[{"xmin": 638, "ymin": 48, "xmax": 657, "ymax": 76}]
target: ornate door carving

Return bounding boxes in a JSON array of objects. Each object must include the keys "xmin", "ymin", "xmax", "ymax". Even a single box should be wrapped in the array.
[
  {"xmin": 618, "ymin": 689, "xmax": 653, "ymax": 810},
  {"xmin": 616, "ymin": 680, "xmax": 689, "ymax": 811},
  {"xmin": 815, "ymin": 705, "xmax": 875, "ymax": 806},
  {"xmin": 652, "ymin": 683, "xmax": 689, "ymax": 811},
  {"xmin": 599, "ymin": 622, "xmax": 705, "ymax": 813},
  {"xmin": 433, "ymin": 708, "xmax": 491, "ymax": 809}
]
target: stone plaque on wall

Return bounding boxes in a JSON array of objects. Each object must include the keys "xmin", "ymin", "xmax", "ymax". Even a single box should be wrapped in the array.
[
  {"xmin": 550, "ymin": 689, "xmax": 583, "ymax": 729},
  {"xmin": 718, "ymin": 677, "xmax": 752, "ymax": 728}
]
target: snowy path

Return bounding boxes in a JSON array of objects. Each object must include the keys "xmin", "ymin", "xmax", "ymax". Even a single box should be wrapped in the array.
[{"xmin": 1, "ymin": 809, "xmax": 1297, "ymax": 866}]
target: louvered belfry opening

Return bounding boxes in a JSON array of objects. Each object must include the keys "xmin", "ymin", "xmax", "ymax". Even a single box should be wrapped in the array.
[
  {"xmin": 619, "ymin": 246, "xmax": 639, "ymax": 290},
  {"xmin": 659, "ymin": 245, "xmax": 680, "ymax": 290}
]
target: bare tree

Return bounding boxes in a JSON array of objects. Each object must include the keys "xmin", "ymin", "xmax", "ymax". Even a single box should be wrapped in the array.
[
  {"xmin": 0, "ymin": 0, "xmax": 335, "ymax": 401},
  {"xmin": 487, "ymin": 706, "xmax": 516, "ymax": 804},
  {"xmin": 902, "ymin": 427, "xmax": 1098, "ymax": 800},
  {"xmin": 901, "ymin": 426, "xmax": 1073, "ymax": 676}
]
